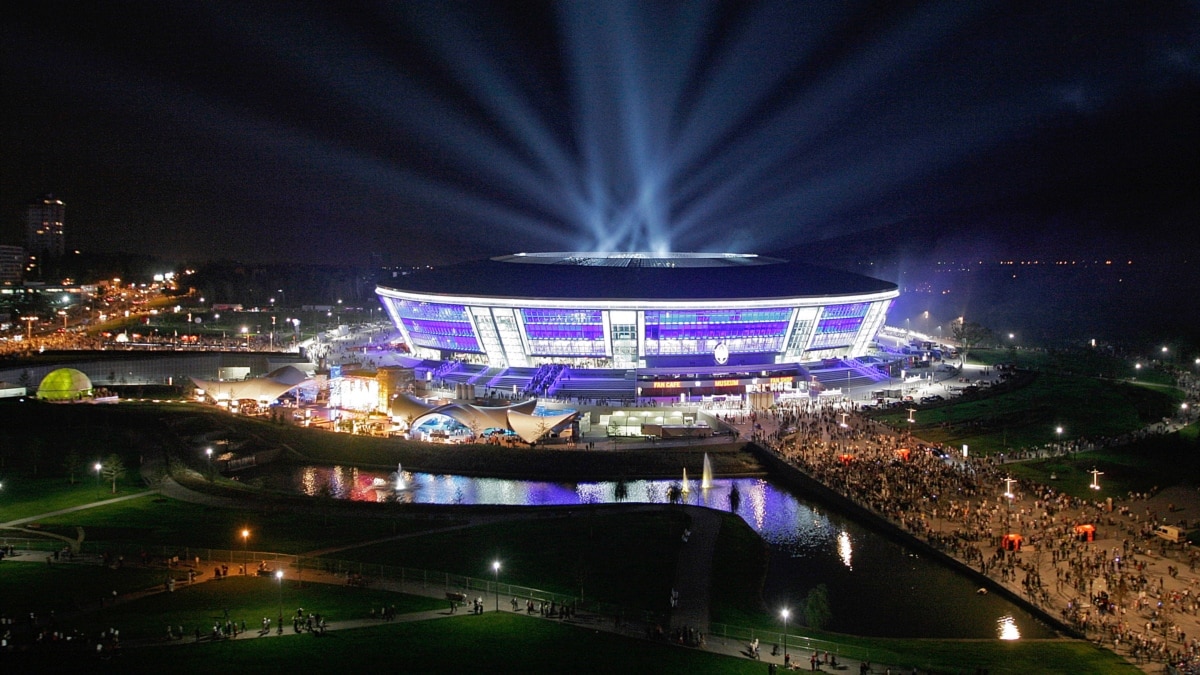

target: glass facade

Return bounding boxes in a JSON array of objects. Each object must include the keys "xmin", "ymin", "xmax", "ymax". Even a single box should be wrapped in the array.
[
  {"xmin": 806, "ymin": 303, "xmax": 870, "ymax": 351},
  {"xmin": 521, "ymin": 309, "xmax": 607, "ymax": 356},
  {"xmin": 378, "ymin": 291, "xmax": 894, "ymax": 366},
  {"xmin": 643, "ymin": 308, "xmax": 792, "ymax": 356},
  {"xmin": 393, "ymin": 300, "xmax": 482, "ymax": 353}
]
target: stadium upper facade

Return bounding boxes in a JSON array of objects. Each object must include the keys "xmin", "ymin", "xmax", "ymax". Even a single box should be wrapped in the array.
[{"xmin": 376, "ymin": 252, "xmax": 898, "ymax": 369}]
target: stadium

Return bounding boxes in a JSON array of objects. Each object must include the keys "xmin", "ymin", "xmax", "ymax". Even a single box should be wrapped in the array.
[{"xmin": 375, "ymin": 253, "xmax": 899, "ymax": 404}]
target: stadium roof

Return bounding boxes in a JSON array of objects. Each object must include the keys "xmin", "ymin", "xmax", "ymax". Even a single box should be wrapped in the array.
[{"xmin": 380, "ymin": 252, "xmax": 896, "ymax": 302}]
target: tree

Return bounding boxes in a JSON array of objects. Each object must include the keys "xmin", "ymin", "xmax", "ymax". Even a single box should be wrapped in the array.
[
  {"xmin": 951, "ymin": 319, "xmax": 992, "ymax": 361},
  {"xmin": 803, "ymin": 583, "xmax": 832, "ymax": 630},
  {"xmin": 101, "ymin": 454, "xmax": 126, "ymax": 494},
  {"xmin": 63, "ymin": 450, "xmax": 83, "ymax": 485}
]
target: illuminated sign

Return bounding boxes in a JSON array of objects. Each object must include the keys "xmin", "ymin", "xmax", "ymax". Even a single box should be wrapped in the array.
[
  {"xmin": 713, "ymin": 379, "xmax": 740, "ymax": 387},
  {"xmin": 769, "ymin": 376, "xmax": 793, "ymax": 384},
  {"xmin": 651, "ymin": 381, "xmax": 683, "ymax": 389}
]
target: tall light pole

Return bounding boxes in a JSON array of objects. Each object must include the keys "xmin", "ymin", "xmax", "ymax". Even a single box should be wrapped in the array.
[
  {"xmin": 276, "ymin": 569, "xmax": 284, "ymax": 634},
  {"xmin": 781, "ymin": 608, "xmax": 790, "ymax": 665},
  {"xmin": 241, "ymin": 528, "xmax": 250, "ymax": 566},
  {"xmin": 492, "ymin": 560, "xmax": 501, "ymax": 612},
  {"xmin": 205, "ymin": 447, "xmax": 213, "ymax": 480},
  {"xmin": 94, "ymin": 462, "xmax": 102, "ymax": 497}
]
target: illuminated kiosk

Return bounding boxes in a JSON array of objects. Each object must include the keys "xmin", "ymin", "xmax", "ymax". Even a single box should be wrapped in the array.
[{"xmin": 376, "ymin": 253, "xmax": 898, "ymax": 371}]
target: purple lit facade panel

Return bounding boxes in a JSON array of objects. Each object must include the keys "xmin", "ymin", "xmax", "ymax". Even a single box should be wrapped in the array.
[
  {"xmin": 520, "ymin": 308, "xmax": 607, "ymax": 356},
  {"xmin": 643, "ymin": 308, "xmax": 791, "ymax": 355},
  {"xmin": 395, "ymin": 300, "xmax": 482, "ymax": 353}
]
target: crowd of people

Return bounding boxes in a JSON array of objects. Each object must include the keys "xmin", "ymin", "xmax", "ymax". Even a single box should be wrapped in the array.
[{"xmin": 740, "ymin": 369, "xmax": 1200, "ymax": 671}]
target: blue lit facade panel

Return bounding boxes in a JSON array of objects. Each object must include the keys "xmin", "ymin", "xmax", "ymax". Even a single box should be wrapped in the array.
[
  {"xmin": 520, "ymin": 308, "xmax": 607, "ymax": 357},
  {"xmin": 643, "ymin": 308, "xmax": 792, "ymax": 356},
  {"xmin": 395, "ymin": 300, "xmax": 482, "ymax": 353},
  {"xmin": 807, "ymin": 315, "xmax": 865, "ymax": 351}
]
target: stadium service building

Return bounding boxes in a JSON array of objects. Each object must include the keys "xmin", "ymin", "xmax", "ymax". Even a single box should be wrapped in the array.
[{"xmin": 376, "ymin": 253, "xmax": 898, "ymax": 372}]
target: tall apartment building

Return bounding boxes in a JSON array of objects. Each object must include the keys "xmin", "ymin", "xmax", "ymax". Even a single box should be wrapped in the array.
[
  {"xmin": 0, "ymin": 245, "xmax": 23, "ymax": 284},
  {"xmin": 24, "ymin": 194, "xmax": 66, "ymax": 258}
]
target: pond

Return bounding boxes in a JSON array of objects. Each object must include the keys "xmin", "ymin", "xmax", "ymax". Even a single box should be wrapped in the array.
[{"xmin": 241, "ymin": 463, "xmax": 1054, "ymax": 639}]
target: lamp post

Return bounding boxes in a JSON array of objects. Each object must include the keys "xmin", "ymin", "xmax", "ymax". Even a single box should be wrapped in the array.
[
  {"xmin": 276, "ymin": 570, "xmax": 284, "ymax": 634},
  {"xmin": 241, "ymin": 528, "xmax": 250, "ymax": 565},
  {"xmin": 781, "ymin": 608, "xmax": 790, "ymax": 666},
  {"xmin": 205, "ymin": 447, "xmax": 213, "ymax": 480},
  {"xmin": 492, "ymin": 560, "xmax": 501, "ymax": 612},
  {"xmin": 94, "ymin": 462, "xmax": 102, "ymax": 496}
]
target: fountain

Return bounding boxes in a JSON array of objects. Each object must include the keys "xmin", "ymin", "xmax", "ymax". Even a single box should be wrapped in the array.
[
  {"xmin": 394, "ymin": 463, "xmax": 407, "ymax": 491},
  {"xmin": 681, "ymin": 467, "xmax": 690, "ymax": 494},
  {"xmin": 701, "ymin": 453, "xmax": 713, "ymax": 489}
]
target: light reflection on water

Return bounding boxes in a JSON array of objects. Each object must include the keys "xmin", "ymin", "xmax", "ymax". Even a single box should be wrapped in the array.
[{"xmin": 272, "ymin": 464, "xmax": 1051, "ymax": 639}]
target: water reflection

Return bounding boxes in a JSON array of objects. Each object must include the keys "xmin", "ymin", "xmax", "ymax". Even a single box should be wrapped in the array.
[
  {"xmin": 837, "ymin": 531, "xmax": 853, "ymax": 570},
  {"xmin": 268, "ymin": 463, "xmax": 1051, "ymax": 639},
  {"xmin": 997, "ymin": 615, "xmax": 1021, "ymax": 640}
]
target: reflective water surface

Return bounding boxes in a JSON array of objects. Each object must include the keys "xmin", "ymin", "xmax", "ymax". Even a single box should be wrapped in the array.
[{"xmin": 245, "ymin": 464, "xmax": 1054, "ymax": 639}]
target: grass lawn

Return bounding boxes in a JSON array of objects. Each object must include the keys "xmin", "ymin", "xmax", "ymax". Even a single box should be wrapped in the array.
[
  {"xmin": 0, "ymin": 560, "xmax": 188, "ymax": 617},
  {"xmin": 1006, "ymin": 422, "xmax": 1200, "ymax": 498},
  {"xmin": 52, "ymin": 574, "xmax": 445, "ymax": 640},
  {"xmin": 870, "ymin": 371, "xmax": 1181, "ymax": 454},
  {"xmin": 32, "ymin": 494, "xmax": 458, "ymax": 554},
  {"xmin": 0, "ymin": 473, "xmax": 148, "ymax": 523},
  {"xmin": 319, "ymin": 509, "xmax": 689, "ymax": 611},
  {"xmin": 966, "ymin": 347, "xmax": 1176, "ymax": 386},
  {"xmin": 708, "ymin": 512, "xmax": 770, "ymax": 626},
  {"xmin": 20, "ymin": 611, "xmax": 1135, "ymax": 674}
]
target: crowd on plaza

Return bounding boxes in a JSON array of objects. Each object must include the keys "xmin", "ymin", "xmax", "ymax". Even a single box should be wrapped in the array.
[{"xmin": 740, "ymin": 367, "xmax": 1200, "ymax": 672}]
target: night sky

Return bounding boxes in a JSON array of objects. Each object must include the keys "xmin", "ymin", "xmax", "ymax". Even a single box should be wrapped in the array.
[{"xmin": 3, "ymin": 1, "xmax": 1198, "ymax": 265}]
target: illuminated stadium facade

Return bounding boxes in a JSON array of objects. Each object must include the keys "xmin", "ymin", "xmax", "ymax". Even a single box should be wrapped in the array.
[{"xmin": 376, "ymin": 253, "xmax": 898, "ymax": 371}]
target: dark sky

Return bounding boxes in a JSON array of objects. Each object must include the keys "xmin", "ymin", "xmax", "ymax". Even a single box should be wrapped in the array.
[{"xmin": 3, "ymin": 1, "xmax": 1198, "ymax": 265}]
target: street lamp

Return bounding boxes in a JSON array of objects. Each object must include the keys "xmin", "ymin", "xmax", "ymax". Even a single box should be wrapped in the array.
[
  {"xmin": 276, "ymin": 569, "xmax": 284, "ymax": 634},
  {"xmin": 205, "ymin": 447, "xmax": 213, "ymax": 479},
  {"xmin": 241, "ymin": 528, "xmax": 250, "ymax": 565},
  {"xmin": 94, "ymin": 462, "xmax": 102, "ymax": 496},
  {"xmin": 1003, "ymin": 476, "xmax": 1016, "ymax": 500},
  {"xmin": 492, "ymin": 560, "xmax": 501, "ymax": 612},
  {"xmin": 781, "ymin": 608, "xmax": 790, "ymax": 666}
]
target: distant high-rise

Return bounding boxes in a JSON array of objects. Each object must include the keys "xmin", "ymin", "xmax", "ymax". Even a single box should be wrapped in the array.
[
  {"xmin": 0, "ymin": 245, "xmax": 23, "ymax": 284},
  {"xmin": 24, "ymin": 194, "xmax": 66, "ymax": 258}
]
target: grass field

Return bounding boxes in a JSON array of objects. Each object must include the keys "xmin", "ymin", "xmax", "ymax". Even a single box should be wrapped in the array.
[
  {"xmin": 966, "ymin": 347, "xmax": 1177, "ymax": 386},
  {"xmin": 17, "ymin": 609, "xmax": 1136, "ymax": 674},
  {"xmin": 44, "ymin": 572, "xmax": 445, "ymax": 640},
  {"xmin": 870, "ymin": 370, "xmax": 1181, "ymax": 454},
  {"xmin": 0, "ymin": 560, "xmax": 188, "ymax": 618},
  {"xmin": 320, "ymin": 509, "xmax": 689, "ymax": 611},
  {"xmin": 30, "ymin": 493, "xmax": 456, "ymax": 554},
  {"xmin": 1005, "ymin": 421, "xmax": 1200, "ymax": 497}
]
